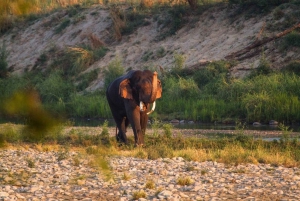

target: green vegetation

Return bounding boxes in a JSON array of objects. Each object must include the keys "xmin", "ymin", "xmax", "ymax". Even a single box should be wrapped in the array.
[
  {"xmin": 1, "ymin": 122, "xmax": 300, "ymax": 167},
  {"xmin": 157, "ymin": 57, "xmax": 300, "ymax": 123},
  {"xmin": 1, "ymin": 52, "xmax": 300, "ymax": 124},
  {"xmin": 0, "ymin": 0, "xmax": 300, "ymax": 125}
]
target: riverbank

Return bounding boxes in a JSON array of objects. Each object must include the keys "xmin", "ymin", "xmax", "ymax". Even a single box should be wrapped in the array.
[
  {"xmin": 1, "ymin": 124, "xmax": 300, "ymax": 200},
  {"xmin": 0, "ymin": 148, "xmax": 299, "ymax": 200}
]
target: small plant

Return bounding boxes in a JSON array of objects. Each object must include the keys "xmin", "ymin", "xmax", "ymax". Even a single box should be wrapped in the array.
[
  {"xmin": 231, "ymin": 169, "xmax": 246, "ymax": 174},
  {"xmin": 26, "ymin": 158, "xmax": 35, "ymax": 168},
  {"xmin": 201, "ymin": 169, "xmax": 207, "ymax": 175},
  {"xmin": 132, "ymin": 190, "xmax": 146, "ymax": 200},
  {"xmin": 57, "ymin": 148, "xmax": 69, "ymax": 161},
  {"xmin": 145, "ymin": 179, "xmax": 155, "ymax": 189},
  {"xmin": 156, "ymin": 47, "xmax": 166, "ymax": 58},
  {"xmin": 151, "ymin": 118, "xmax": 161, "ymax": 137},
  {"xmin": 0, "ymin": 43, "xmax": 8, "ymax": 78},
  {"xmin": 99, "ymin": 120, "xmax": 111, "ymax": 147},
  {"xmin": 173, "ymin": 53, "xmax": 186, "ymax": 72},
  {"xmin": 176, "ymin": 176, "xmax": 193, "ymax": 186},
  {"xmin": 186, "ymin": 165, "xmax": 195, "ymax": 171},
  {"xmin": 54, "ymin": 18, "xmax": 71, "ymax": 34},
  {"xmin": 135, "ymin": 150, "xmax": 147, "ymax": 159},
  {"xmin": 73, "ymin": 157, "xmax": 80, "ymax": 167},
  {"xmin": 93, "ymin": 156, "xmax": 113, "ymax": 181},
  {"xmin": 162, "ymin": 123, "xmax": 173, "ymax": 139},
  {"xmin": 122, "ymin": 173, "xmax": 131, "ymax": 181},
  {"xmin": 141, "ymin": 50, "xmax": 153, "ymax": 61},
  {"xmin": 86, "ymin": 146, "xmax": 98, "ymax": 155}
]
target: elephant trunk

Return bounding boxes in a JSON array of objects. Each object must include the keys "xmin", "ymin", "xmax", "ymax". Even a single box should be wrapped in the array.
[{"xmin": 149, "ymin": 71, "xmax": 158, "ymax": 103}]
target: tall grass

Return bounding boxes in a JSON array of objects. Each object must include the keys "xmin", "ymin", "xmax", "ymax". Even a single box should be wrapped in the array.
[{"xmin": 157, "ymin": 56, "xmax": 300, "ymax": 123}]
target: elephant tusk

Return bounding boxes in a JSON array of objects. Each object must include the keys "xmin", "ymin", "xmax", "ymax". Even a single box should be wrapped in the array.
[
  {"xmin": 147, "ymin": 101, "xmax": 156, "ymax": 115},
  {"xmin": 140, "ymin": 101, "xmax": 145, "ymax": 112}
]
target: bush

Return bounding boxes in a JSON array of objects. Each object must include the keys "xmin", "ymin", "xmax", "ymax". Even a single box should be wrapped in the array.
[
  {"xmin": 282, "ymin": 60, "xmax": 300, "ymax": 76},
  {"xmin": 103, "ymin": 58, "xmax": 125, "ymax": 89},
  {"xmin": 249, "ymin": 56, "xmax": 272, "ymax": 78},
  {"xmin": 193, "ymin": 61, "xmax": 229, "ymax": 88},
  {"xmin": 284, "ymin": 31, "xmax": 300, "ymax": 47},
  {"xmin": 36, "ymin": 70, "xmax": 74, "ymax": 104},
  {"xmin": 68, "ymin": 92, "xmax": 111, "ymax": 118},
  {"xmin": 0, "ymin": 43, "xmax": 8, "ymax": 78}
]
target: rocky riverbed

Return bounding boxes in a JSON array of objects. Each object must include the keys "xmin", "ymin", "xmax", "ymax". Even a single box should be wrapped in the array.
[{"xmin": 1, "ymin": 148, "xmax": 300, "ymax": 201}]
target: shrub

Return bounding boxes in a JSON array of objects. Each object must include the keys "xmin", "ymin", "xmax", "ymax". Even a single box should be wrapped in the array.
[
  {"xmin": 36, "ymin": 70, "xmax": 74, "ymax": 104},
  {"xmin": 99, "ymin": 120, "xmax": 112, "ymax": 147},
  {"xmin": 162, "ymin": 123, "xmax": 173, "ymax": 139},
  {"xmin": 282, "ymin": 60, "xmax": 300, "ymax": 76},
  {"xmin": 193, "ymin": 61, "xmax": 230, "ymax": 88},
  {"xmin": 284, "ymin": 31, "xmax": 300, "ymax": 47},
  {"xmin": 68, "ymin": 92, "xmax": 111, "ymax": 118},
  {"xmin": 249, "ymin": 55, "xmax": 272, "ymax": 78},
  {"xmin": 76, "ymin": 69, "xmax": 99, "ymax": 91},
  {"xmin": 163, "ymin": 76, "xmax": 200, "ymax": 100},
  {"xmin": 54, "ymin": 18, "xmax": 71, "ymax": 34},
  {"xmin": 103, "ymin": 58, "xmax": 125, "ymax": 89},
  {"xmin": 0, "ymin": 43, "xmax": 8, "ymax": 78},
  {"xmin": 156, "ymin": 5, "xmax": 189, "ymax": 40}
]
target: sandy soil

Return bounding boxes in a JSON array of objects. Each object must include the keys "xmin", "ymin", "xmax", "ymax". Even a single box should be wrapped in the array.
[{"xmin": 1, "ymin": 4, "xmax": 300, "ymax": 91}]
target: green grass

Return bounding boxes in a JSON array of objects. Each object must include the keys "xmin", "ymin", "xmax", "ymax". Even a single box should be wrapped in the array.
[{"xmin": 1, "ymin": 122, "xmax": 300, "ymax": 168}]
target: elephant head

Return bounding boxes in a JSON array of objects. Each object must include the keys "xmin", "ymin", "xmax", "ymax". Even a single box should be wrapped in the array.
[
  {"xmin": 106, "ymin": 69, "xmax": 162, "ymax": 146},
  {"xmin": 119, "ymin": 70, "xmax": 162, "ymax": 114}
]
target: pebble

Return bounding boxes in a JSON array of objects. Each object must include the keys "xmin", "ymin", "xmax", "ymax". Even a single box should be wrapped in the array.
[{"xmin": 0, "ymin": 149, "xmax": 300, "ymax": 200}]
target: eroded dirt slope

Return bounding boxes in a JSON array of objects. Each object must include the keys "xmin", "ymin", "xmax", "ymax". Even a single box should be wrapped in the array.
[{"xmin": 1, "ymin": 4, "xmax": 300, "ymax": 90}]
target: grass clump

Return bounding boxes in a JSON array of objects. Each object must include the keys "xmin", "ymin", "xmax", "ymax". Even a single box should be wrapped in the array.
[
  {"xmin": 26, "ymin": 158, "xmax": 35, "ymax": 168},
  {"xmin": 132, "ymin": 190, "xmax": 147, "ymax": 200},
  {"xmin": 145, "ymin": 179, "xmax": 156, "ymax": 189},
  {"xmin": 176, "ymin": 176, "xmax": 193, "ymax": 186},
  {"xmin": 122, "ymin": 173, "xmax": 131, "ymax": 181}
]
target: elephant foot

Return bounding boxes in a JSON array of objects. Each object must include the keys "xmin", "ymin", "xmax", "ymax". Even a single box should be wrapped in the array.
[{"xmin": 135, "ymin": 143, "xmax": 144, "ymax": 148}]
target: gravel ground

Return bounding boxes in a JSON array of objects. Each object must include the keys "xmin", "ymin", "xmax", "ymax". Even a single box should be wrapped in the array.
[
  {"xmin": 0, "ymin": 148, "xmax": 300, "ymax": 201},
  {"xmin": 0, "ymin": 127, "xmax": 300, "ymax": 200}
]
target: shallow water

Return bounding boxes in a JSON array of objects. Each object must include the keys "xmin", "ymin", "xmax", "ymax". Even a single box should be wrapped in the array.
[{"xmin": 72, "ymin": 118, "xmax": 300, "ymax": 132}]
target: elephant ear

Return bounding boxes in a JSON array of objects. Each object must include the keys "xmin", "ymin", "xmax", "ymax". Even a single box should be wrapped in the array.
[
  {"xmin": 156, "ymin": 79, "xmax": 162, "ymax": 99},
  {"xmin": 119, "ymin": 79, "xmax": 133, "ymax": 99}
]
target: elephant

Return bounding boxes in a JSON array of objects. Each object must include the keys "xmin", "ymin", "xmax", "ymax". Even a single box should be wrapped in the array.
[{"xmin": 106, "ymin": 70, "xmax": 162, "ymax": 146}]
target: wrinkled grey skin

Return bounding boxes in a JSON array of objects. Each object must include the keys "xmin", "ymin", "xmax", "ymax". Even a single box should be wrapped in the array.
[{"xmin": 106, "ymin": 70, "xmax": 162, "ymax": 146}]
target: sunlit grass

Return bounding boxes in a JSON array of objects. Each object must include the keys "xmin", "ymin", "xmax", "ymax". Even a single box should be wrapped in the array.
[{"xmin": 1, "ymin": 122, "xmax": 299, "ymax": 166}]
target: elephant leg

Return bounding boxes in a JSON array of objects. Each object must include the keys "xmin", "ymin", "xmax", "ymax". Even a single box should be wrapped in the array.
[
  {"xmin": 139, "ymin": 111, "xmax": 148, "ymax": 144},
  {"xmin": 114, "ymin": 116, "xmax": 128, "ymax": 144},
  {"xmin": 116, "ymin": 117, "xmax": 129, "ymax": 143},
  {"xmin": 126, "ymin": 105, "xmax": 143, "ymax": 146}
]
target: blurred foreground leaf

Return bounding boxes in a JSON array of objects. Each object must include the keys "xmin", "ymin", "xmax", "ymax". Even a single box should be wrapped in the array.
[{"xmin": 3, "ymin": 89, "xmax": 61, "ymax": 141}]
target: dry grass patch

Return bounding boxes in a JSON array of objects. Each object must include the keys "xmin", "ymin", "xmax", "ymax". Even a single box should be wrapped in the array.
[
  {"xmin": 176, "ymin": 176, "xmax": 193, "ymax": 186},
  {"xmin": 145, "ymin": 179, "xmax": 156, "ymax": 189},
  {"xmin": 132, "ymin": 190, "xmax": 147, "ymax": 200}
]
